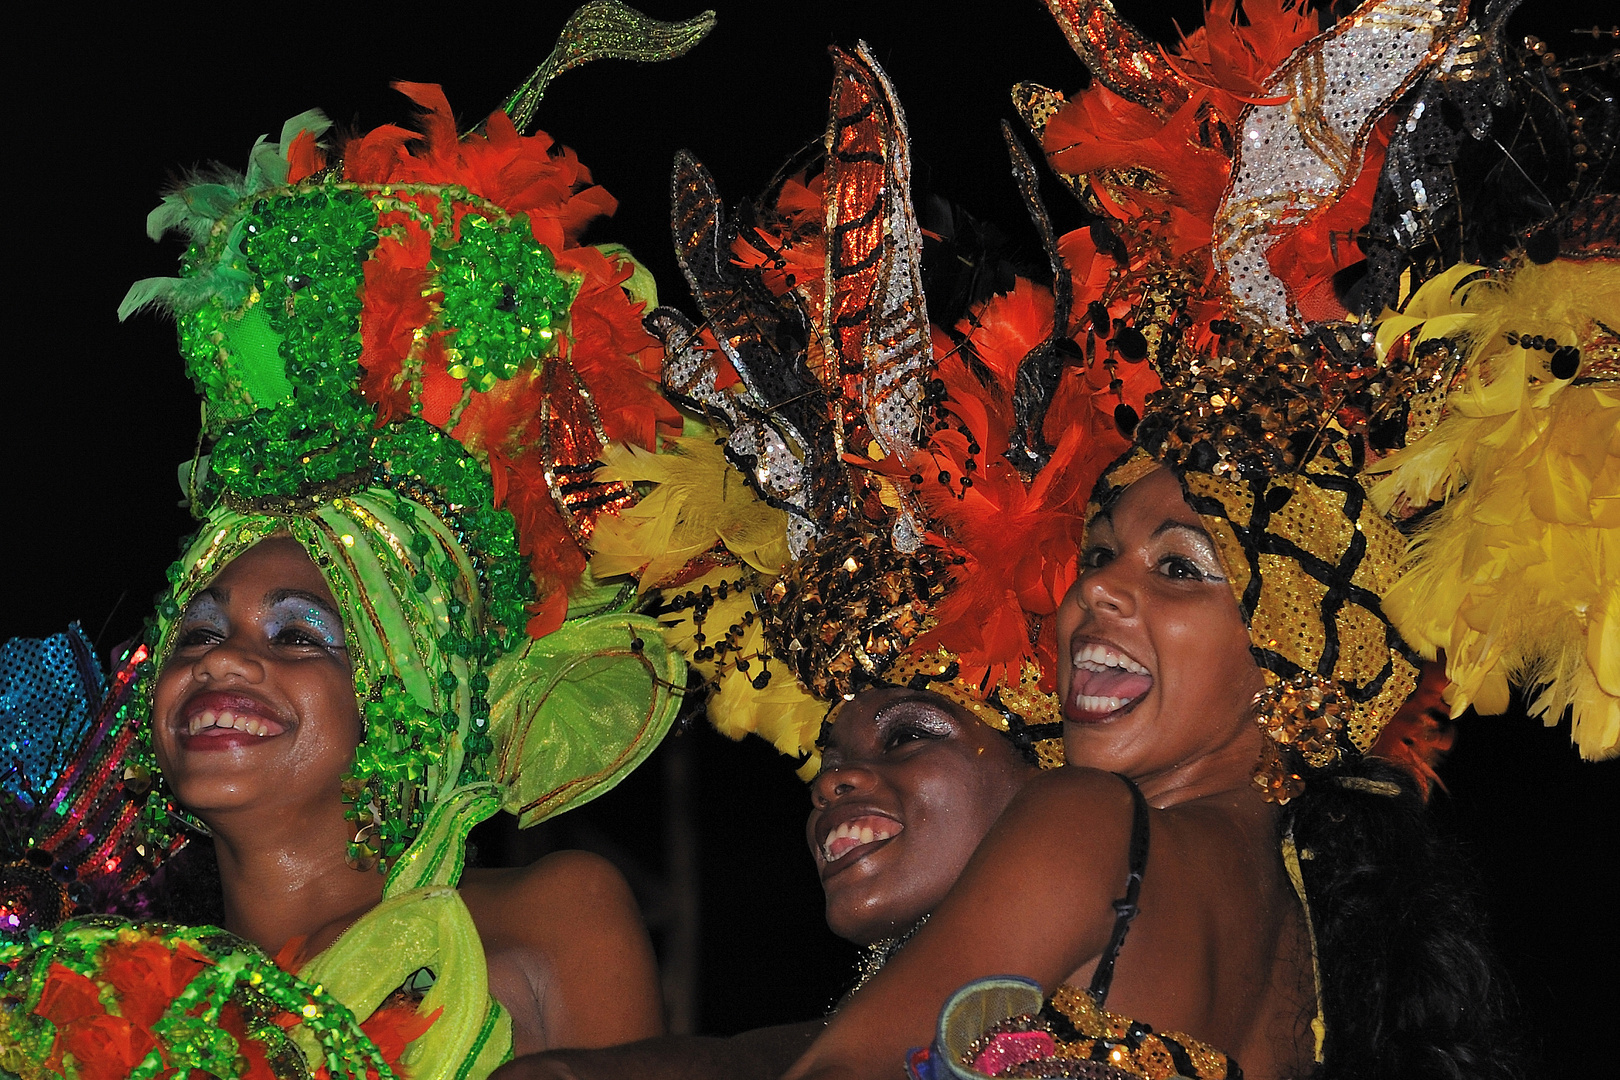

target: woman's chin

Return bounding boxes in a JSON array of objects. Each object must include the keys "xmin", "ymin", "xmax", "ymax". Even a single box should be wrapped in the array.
[
  {"xmin": 829, "ymin": 901, "xmax": 931, "ymax": 947},
  {"xmin": 163, "ymin": 779, "xmax": 270, "ymax": 822}
]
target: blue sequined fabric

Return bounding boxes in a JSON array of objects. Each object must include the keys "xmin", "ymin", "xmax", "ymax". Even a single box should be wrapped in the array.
[{"xmin": 1, "ymin": 624, "xmax": 102, "ymax": 807}]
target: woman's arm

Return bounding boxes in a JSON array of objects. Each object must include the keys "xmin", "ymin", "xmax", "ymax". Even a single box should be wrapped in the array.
[
  {"xmin": 461, "ymin": 850, "xmax": 665, "ymax": 1054},
  {"xmin": 490, "ymin": 1021, "xmax": 826, "ymax": 1080},
  {"xmin": 782, "ymin": 768, "xmax": 1137, "ymax": 1080}
]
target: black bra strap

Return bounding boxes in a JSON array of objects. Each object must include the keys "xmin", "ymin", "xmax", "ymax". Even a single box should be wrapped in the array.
[{"xmin": 1088, "ymin": 773, "xmax": 1150, "ymax": 1007}]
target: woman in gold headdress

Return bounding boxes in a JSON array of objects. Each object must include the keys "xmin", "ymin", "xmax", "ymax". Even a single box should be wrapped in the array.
[{"xmin": 777, "ymin": 0, "xmax": 1616, "ymax": 1077}]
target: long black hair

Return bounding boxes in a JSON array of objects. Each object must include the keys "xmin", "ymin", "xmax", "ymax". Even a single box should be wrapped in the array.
[{"xmin": 1284, "ymin": 755, "xmax": 1527, "ymax": 1080}]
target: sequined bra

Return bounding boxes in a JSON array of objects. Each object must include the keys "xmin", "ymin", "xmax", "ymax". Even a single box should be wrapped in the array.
[{"xmin": 909, "ymin": 776, "xmax": 1239, "ymax": 1080}]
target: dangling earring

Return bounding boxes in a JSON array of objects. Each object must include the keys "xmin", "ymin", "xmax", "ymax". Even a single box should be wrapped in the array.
[
  {"xmin": 347, "ymin": 817, "xmax": 381, "ymax": 873},
  {"xmin": 1251, "ymin": 673, "xmax": 1344, "ymax": 805}
]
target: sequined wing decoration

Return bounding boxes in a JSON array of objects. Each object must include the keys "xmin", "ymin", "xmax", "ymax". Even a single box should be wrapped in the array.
[
  {"xmin": 2, "ymin": 644, "xmax": 180, "ymax": 939},
  {"xmin": 539, "ymin": 352, "xmax": 641, "ymax": 547},
  {"xmin": 501, "ymin": 1, "xmax": 718, "ymax": 133},
  {"xmin": 1001, "ymin": 121, "xmax": 1076, "ymax": 472},
  {"xmin": 1349, "ymin": 0, "xmax": 1522, "ymax": 315},
  {"xmin": 1041, "ymin": 0, "xmax": 1189, "ymax": 110},
  {"xmin": 819, "ymin": 43, "xmax": 932, "ymax": 552},
  {"xmin": 1214, "ymin": 0, "xmax": 1471, "ymax": 331},
  {"xmin": 653, "ymin": 151, "xmax": 829, "ymax": 555}
]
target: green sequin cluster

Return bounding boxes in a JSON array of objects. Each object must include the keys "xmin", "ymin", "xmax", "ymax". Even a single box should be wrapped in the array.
[
  {"xmin": 438, "ymin": 212, "xmax": 572, "ymax": 392},
  {"xmin": 180, "ymin": 185, "xmax": 373, "ymax": 431},
  {"xmin": 0, "ymin": 918, "xmax": 394, "ymax": 1080}
]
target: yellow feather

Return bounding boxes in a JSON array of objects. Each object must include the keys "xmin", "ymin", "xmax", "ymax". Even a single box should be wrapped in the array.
[
  {"xmin": 652, "ymin": 564, "xmax": 827, "ymax": 774},
  {"xmin": 586, "ymin": 427, "xmax": 823, "ymax": 770},
  {"xmin": 1368, "ymin": 257, "xmax": 1620, "ymax": 760},
  {"xmin": 590, "ymin": 435, "xmax": 790, "ymax": 589}
]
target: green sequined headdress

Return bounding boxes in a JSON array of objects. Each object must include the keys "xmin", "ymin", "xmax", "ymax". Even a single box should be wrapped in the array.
[{"xmin": 114, "ymin": 53, "xmax": 711, "ymax": 884}]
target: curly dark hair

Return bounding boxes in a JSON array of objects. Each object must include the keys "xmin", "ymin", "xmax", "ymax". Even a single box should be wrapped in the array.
[{"xmin": 1285, "ymin": 756, "xmax": 1527, "ymax": 1080}]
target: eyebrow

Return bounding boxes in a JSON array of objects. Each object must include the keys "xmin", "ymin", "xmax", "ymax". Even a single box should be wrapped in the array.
[
  {"xmin": 267, "ymin": 589, "xmax": 343, "ymax": 622},
  {"xmin": 1150, "ymin": 520, "xmax": 1215, "ymax": 543}
]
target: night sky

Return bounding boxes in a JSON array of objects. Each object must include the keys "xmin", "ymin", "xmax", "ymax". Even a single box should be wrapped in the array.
[{"xmin": 10, "ymin": 1, "xmax": 1615, "ymax": 1072}]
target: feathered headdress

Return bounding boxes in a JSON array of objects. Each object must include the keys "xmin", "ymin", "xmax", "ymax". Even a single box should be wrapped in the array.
[
  {"xmin": 593, "ymin": 45, "xmax": 1134, "ymax": 775},
  {"xmin": 1020, "ymin": 0, "xmax": 1618, "ymax": 794},
  {"xmin": 113, "ymin": 2, "xmax": 714, "ymax": 881},
  {"xmin": 1013, "ymin": 0, "xmax": 1525, "ymax": 800},
  {"xmin": 1368, "ymin": 207, "xmax": 1618, "ymax": 759}
]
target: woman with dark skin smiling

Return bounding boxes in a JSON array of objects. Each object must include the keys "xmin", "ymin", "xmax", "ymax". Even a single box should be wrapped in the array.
[
  {"xmin": 779, "ymin": 455, "xmax": 1523, "ymax": 1080},
  {"xmin": 780, "ymin": 469, "xmax": 1316, "ymax": 1080},
  {"xmin": 493, "ymin": 686, "xmax": 1041, "ymax": 1080},
  {"xmin": 150, "ymin": 536, "xmax": 666, "ymax": 1055},
  {"xmin": 0, "ymin": 70, "xmax": 695, "ymax": 1079},
  {"xmin": 809, "ymin": 687, "xmax": 1039, "ymax": 947}
]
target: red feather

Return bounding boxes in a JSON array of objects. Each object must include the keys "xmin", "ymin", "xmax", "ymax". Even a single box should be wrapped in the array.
[
  {"xmin": 327, "ymin": 84, "xmax": 674, "ymax": 633},
  {"xmin": 1266, "ymin": 115, "xmax": 1393, "ymax": 321},
  {"xmin": 851, "ymin": 283, "xmax": 1117, "ymax": 689},
  {"xmin": 955, "ymin": 277, "xmax": 1055, "ymax": 391},
  {"xmin": 286, "ymin": 129, "xmax": 327, "ymax": 184}
]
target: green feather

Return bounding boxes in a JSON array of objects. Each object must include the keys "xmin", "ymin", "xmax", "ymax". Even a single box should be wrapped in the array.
[
  {"xmin": 118, "ymin": 277, "xmax": 180, "ymax": 321},
  {"xmin": 277, "ymin": 108, "xmax": 333, "ymax": 154}
]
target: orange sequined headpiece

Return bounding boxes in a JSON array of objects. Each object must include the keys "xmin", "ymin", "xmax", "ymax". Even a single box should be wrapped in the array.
[{"xmin": 595, "ymin": 44, "xmax": 1136, "ymax": 775}]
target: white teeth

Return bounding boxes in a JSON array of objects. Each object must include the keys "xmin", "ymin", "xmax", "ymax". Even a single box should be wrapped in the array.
[
  {"xmin": 820, "ymin": 818, "xmax": 899, "ymax": 863},
  {"xmin": 1070, "ymin": 642, "xmax": 1149, "ymax": 676},
  {"xmin": 1075, "ymin": 695, "xmax": 1131, "ymax": 714},
  {"xmin": 188, "ymin": 709, "xmax": 274, "ymax": 737}
]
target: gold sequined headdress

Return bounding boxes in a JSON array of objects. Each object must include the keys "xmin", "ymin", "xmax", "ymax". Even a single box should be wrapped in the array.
[
  {"xmin": 592, "ymin": 44, "xmax": 1135, "ymax": 775},
  {"xmin": 1015, "ymin": 0, "xmax": 1538, "ymax": 799},
  {"xmin": 1026, "ymin": 0, "xmax": 1619, "ymax": 791}
]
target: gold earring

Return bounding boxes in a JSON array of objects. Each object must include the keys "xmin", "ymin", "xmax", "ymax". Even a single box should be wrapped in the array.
[{"xmin": 1251, "ymin": 673, "xmax": 1344, "ymax": 805}]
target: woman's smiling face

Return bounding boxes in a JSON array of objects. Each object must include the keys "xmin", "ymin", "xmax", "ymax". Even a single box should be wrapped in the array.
[
  {"xmin": 152, "ymin": 537, "xmax": 362, "ymax": 821},
  {"xmin": 806, "ymin": 687, "xmax": 1037, "ymax": 945},
  {"xmin": 1054, "ymin": 467, "xmax": 1266, "ymax": 786}
]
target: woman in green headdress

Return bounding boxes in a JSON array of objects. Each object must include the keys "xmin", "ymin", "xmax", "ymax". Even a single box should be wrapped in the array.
[{"xmin": 0, "ymin": 8, "xmax": 717, "ymax": 1075}]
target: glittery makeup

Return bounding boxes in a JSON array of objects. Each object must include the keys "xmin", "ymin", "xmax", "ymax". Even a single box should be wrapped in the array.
[
  {"xmin": 174, "ymin": 594, "xmax": 228, "ymax": 643},
  {"xmin": 264, "ymin": 592, "xmax": 346, "ymax": 650}
]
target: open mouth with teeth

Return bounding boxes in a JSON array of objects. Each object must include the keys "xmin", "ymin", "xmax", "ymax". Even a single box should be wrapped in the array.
[
  {"xmin": 1066, "ymin": 641, "xmax": 1153, "ymax": 723},
  {"xmin": 180, "ymin": 693, "xmax": 288, "ymax": 747},
  {"xmin": 820, "ymin": 815, "xmax": 903, "ymax": 865}
]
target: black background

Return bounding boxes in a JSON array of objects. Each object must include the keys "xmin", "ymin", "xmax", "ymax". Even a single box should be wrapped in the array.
[{"xmin": 9, "ymin": 0, "xmax": 1616, "ymax": 1072}]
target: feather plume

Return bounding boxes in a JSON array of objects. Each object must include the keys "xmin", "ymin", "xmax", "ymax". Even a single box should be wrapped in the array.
[
  {"xmin": 586, "ymin": 421, "xmax": 821, "ymax": 770},
  {"xmin": 326, "ymin": 83, "xmax": 681, "ymax": 626},
  {"xmin": 591, "ymin": 436, "xmax": 790, "ymax": 589},
  {"xmin": 656, "ymin": 565, "xmax": 827, "ymax": 777},
  {"xmin": 854, "ymin": 281, "xmax": 1117, "ymax": 690},
  {"xmin": 955, "ymin": 275, "xmax": 1054, "ymax": 390},
  {"xmin": 120, "ymin": 111, "xmax": 332, "ymax": 320},
  {"xmin": 1367, "ymin": 256, "xmax": 1620, "ymax": 759},
  {"xmin": 1166, "ymin": 0, "xmax": 1318, "ymax": 107}
]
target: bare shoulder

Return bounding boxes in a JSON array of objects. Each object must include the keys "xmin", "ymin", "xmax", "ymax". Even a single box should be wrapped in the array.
[
  {"xmin": 879, "ymin": 766, "xmax": 1142, "ymax": 987},
  {"xmin": 989, "ymin": 766, "xmax": 1141, "ymax": 869},
  {"xmin": 463, "ymin": 850, "xmax": 634, "ymax": 913},
  {"xmin": 460, "ymin": 850, "xmax": 648, "ymax": 965},
  {"xmin": 460, "ymin": 851, "xmax": 663, "ymax": 1053},
  {"xmin": 1015, "ymin": 763, "xmax": 1139, "ymax": 809}
]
